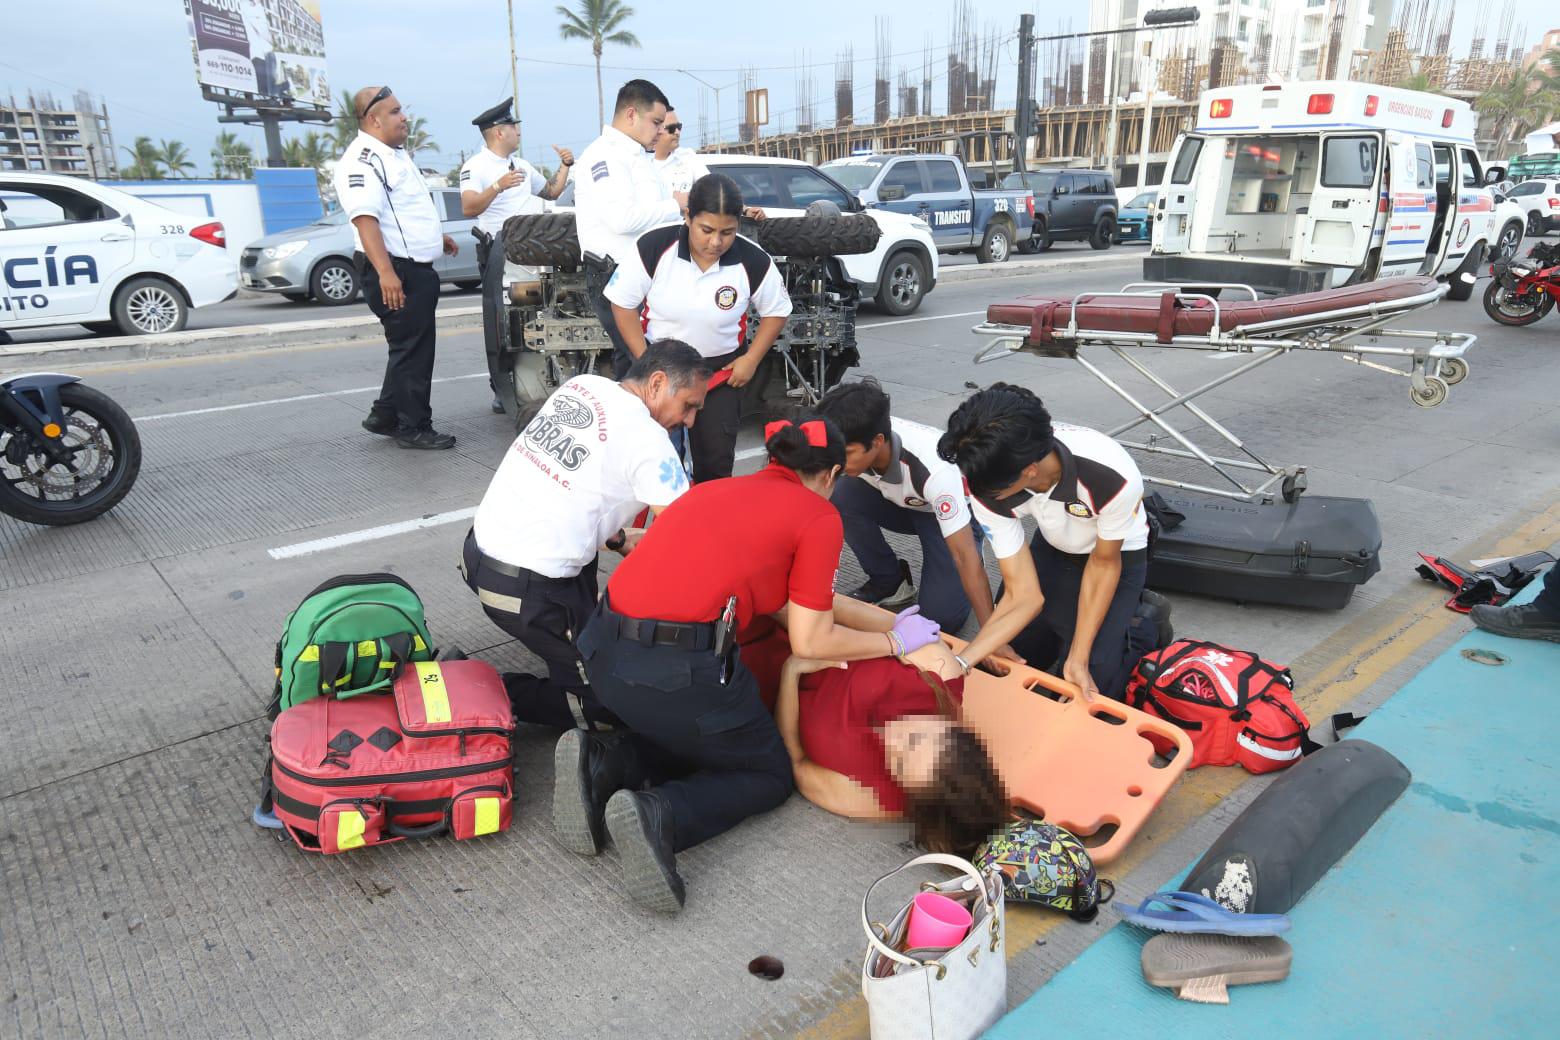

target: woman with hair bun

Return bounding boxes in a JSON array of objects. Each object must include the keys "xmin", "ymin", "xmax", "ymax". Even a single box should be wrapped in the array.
[
  {"xmin": 559, "ymin": 414, "xmax": 943, "ymax": 914},
  {"xmin": 605, "ymin": 172, "xmax": 792, "ymax": 483}
]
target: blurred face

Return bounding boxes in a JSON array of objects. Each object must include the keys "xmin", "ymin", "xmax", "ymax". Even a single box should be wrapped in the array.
[
  {"xmin": 881, "ymin": 716, "xmax": 955, "ymax": 791},
  {"xmin": 624, "ymin": 100, "xmax": 668, "ymax": 149},
  {"xmin": 644, "ymin": 371, "xmax": 707, "ymax": 430},
  {"xmin": 368, "ymin": 94, "xmax": 410, "ymax": 148},
  {"xmin": 488, "ymin": 123, "xmax": 518, "ymax": 154},
  {"xmin": 686, "ymin": 211, "xmax": 738, "ymax": 267},
  {"xmin": 841, "ymin": 434, "xmax": 886, "ymax": 477}
]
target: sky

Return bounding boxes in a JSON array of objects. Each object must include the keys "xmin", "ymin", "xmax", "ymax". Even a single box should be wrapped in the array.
[
  {"xmin": 0, "ymin": 0, "xmax": 1086, "ymax": 176},
  {"xmin": 3, "ymin": 1, "xmax": 1556, "ymax": 178}
]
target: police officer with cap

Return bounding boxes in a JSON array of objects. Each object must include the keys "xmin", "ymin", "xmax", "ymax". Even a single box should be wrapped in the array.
[{"xmin": 460, "ymin": 98, "xmax": 573, "ymax": 414}]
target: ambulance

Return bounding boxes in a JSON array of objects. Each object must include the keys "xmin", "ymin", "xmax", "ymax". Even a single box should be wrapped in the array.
[{"xmin": 1146, "ymin": 81, "xmax": 1507, "ymax": 299}]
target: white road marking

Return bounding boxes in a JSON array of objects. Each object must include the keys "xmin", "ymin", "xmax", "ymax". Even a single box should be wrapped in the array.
[
  {"xmin": 135, "ymin": 372, "xmax": 488, "ymax": 422},
  {"xmin": 268, "ymin": 507, "xmax": 477, "ymax": 560},
  {"xmin": 860, "ymin": 309, "xmax": 985, "ymax": 329}
]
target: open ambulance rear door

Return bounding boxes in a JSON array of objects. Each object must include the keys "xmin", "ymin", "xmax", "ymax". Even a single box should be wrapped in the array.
[
  {"xmin": 1153, "ymin": 134, "xmax": 1204, "ymax": 254},
  {"xmin": 1300, "ymin": 133, "xmax": 1383, "ymax": 268}
]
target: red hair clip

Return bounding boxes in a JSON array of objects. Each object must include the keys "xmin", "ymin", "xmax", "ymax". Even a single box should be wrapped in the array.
[{"xmin": 764, "ymin": 419, "xmax": 829, "ymax": 447}]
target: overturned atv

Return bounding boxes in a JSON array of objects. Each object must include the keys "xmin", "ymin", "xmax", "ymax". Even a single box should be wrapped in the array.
[{"xmin": 493, "ymin": 208, "xmax": 880, "ymax": 418}]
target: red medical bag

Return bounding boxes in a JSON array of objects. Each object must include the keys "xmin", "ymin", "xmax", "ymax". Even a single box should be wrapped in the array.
[{"xmin": 269, "ymin": 659, "xmax": 514, "ymax": 853}]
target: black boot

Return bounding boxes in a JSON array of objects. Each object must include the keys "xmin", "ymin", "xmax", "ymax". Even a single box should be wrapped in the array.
[
  {"xmin": 844, "ymin": 558, "xmax": 916, "ymax": 611},
  {"xmin": 361, "ymin": 411, "xmax": 398, "ymax": 436},
  {"xmin": 397, "ymin": 428, "xmax": 457, "ymax": 450},
  {"xmin": 1138, "ymin": 589, "xmax": 1175, "ymax": 648},
  {"xmin": 552, "ymin": 729, "xmax": 631, "ymax": 856},
  {"xmin": 605, "ymin": 789, "xmax": 685, "ymax": 913},
  {"xmin": 1470, "ymin": 601, "xmax": 1560, "ymax": 643}
]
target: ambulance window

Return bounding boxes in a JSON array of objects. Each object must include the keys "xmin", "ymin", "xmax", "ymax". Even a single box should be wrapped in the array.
[
  {"xmin": 1413, "ymin": 144, "xmax": 1434, "ymax": 190},
  {"xmin": 1433, "ymin": 146, "xmax": 1452, "ymax": 186},
  {"xmin": 1460, "ymin": 149, "xmax": 1482, "ymax": 188},
  {"xmin": 1170, "ymin": 138, "xmax": 1203, "ymax": 184},
  {"xmin": 1320, "ymin": 136, "xmax": 1378, "ymax": 189}
]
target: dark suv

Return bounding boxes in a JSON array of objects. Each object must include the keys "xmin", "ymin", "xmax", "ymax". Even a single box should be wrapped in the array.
[{"xmin": 1002, "ymin": 169, "xmax": 1118, "ymax": 251}]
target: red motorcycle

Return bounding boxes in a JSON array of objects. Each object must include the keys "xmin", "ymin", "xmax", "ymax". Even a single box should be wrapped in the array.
[{"xmin": 1483, "ymin": 241, "xmax": 1560, "ymax": 326}]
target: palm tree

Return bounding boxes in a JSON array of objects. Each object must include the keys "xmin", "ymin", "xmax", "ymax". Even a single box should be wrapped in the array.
[
  {"xmin": 119, "ymin": 136, "xmax": 164, "ymax": 180},
  {"xmin": 210, "ymin": 131, "xmax": 254, "ymax": 179},
  {"xmin": 158, "ymin": 139, "xmax": 196, "ymax": 178},
  {"xmin": 404, "ymin": 113, "xmax": 437, "ymax": 157},
  {"xmin": 557, "ymin": 0, "xmax": 641, "ymax": 127},
  {"xmin": 1477, "ymin": 74, "xmax": 1553, "ymax": 156},
  {"xmin": 283, "ymin": 131, "xmax": 333, "ymax": 190},
  {"xmin": 329, "ymin": 87, "xmax": 360, "ymax": 151}
]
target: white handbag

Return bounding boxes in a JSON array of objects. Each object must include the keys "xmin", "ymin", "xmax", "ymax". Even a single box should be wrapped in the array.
[{"xmin": 859, "ymin": 852, "xmax": 1007, "ymax": 1040}]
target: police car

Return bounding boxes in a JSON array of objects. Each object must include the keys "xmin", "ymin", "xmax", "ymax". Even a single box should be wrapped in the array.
[
  {"xmin": 1, "ymin": 172, "xmax": 237, "ymax": 338},
  {"xmin": 1148, "ymin": 81, "xmax": 1507, "ymax": 300}
]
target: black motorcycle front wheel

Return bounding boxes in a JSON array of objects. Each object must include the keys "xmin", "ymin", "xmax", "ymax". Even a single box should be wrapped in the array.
[
  {"xmin": 1482, "ymin": 281, "xmax": 1552, "ymax": 326},
  {"xmin": 0, "ymin": 384, "xmax": 142, "ymax": 526}
]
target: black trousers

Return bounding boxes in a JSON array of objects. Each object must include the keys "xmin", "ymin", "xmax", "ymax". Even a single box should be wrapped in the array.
[
  {"xmin": 460, "ymin": 530, "xmax": 618, "ymax": 730},
  {"xmin": 358, "ymin": 253, "xmax": 439, "ymax": 433},
  {"xmin": 1008, "ymin": 537, "xmax": 1149, "ymax": 702},
  {"xmin": 583, "ymin": 255, "xmax": 635, "ymax": 380},
  {"xmin": 476, "ymin": 231, "xmax": 506, "ymax": 395},
  {"xmin": 687, "ymin": 348, "xmax": 745, "ymax": 484},
  {"xmin": 577, "ymin": 602, "xmax": 794, "ymax": 852}
]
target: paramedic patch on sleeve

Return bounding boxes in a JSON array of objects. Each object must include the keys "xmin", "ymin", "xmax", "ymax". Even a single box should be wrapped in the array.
[
  {"xmin": 935, "ymin": 494, "xmax": 958, "ymax": 519},
  {"xmin": 591, "ymin": 161, "xmax": 610, "ymax": 182},
  {"xmin": 1066, "ymin": 502, "xmax": 1094, "ymax": 519}
]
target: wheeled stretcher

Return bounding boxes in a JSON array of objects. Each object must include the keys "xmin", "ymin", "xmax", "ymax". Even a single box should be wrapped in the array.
[{"xmin": 972, "ymin": 276, "xmax": 1475, "ymax": 503}]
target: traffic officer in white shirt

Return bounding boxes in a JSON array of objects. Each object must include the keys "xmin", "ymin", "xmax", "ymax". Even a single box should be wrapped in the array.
[
  {"xmin": 814, "ymin": 378, "xmax": 999, "ymax": 635},
  {"xmin": 460, "ymin": 98, "xmax": 574, "ymax": 414},
  {"xmin": 936, "ymin": 383, "xmax": 1170, "ymax": 701},
  {"xmin": 460, "ymin": 340, "xmax": 711, "ymax": 729},
  {"xmin": 651, "ymin": 110, "xmax": 708, "ymax": 196},
  {"xmin": 333, "ymin": 85, "xmax": 461, "ymax": 450},
  {"xmin": 605, "ymin": 174, "xmax": 791, "ymax": 482},
  {"xmin": 571, "ymin": 79, "xmax": 685, "ymax": 378}
]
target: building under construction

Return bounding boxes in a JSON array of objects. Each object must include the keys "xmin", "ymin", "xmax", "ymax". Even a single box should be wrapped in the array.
[{"xmin": 709, "ymin": 0, "xmax": 1539, "ymax": 185}]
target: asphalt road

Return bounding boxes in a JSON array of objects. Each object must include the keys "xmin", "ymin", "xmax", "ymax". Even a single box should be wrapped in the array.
[{"xmin": 3, "ymin": 258, "xmax": 1558, "ymax": 1039}]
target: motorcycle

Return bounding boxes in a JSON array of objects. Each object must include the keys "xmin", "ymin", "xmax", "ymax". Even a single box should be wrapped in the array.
[
  {"xmin": 1482, "ymin": 242, "xmax": 1560, "ymax": 327},
  {"xmin": 0, "ymin": 372, "xmax": 141, "ymax": 526}
]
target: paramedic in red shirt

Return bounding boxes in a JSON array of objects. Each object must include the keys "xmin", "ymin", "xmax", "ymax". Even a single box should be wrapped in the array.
[
  {"xmin": 605, "ymin": 174, "xmax": 791, "ymax": 483},
  {"xmin": 775, "ymin": 642, "xmax": 1007, "ymax": 856},
  {"xmin": 555, "ymin": 416, "xmax": 944, "ymax": 913}
]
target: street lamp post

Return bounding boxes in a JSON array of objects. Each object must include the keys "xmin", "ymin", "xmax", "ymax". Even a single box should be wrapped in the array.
[
  {"xmin": 680, "ymin": 70, "xmax": 736, "ymax": 149},
  {"xmin": 1136, "ymin": 8, "xmax": 1199, "ymax": 190}
]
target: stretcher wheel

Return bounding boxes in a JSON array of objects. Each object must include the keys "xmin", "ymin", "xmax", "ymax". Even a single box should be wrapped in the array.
[
  {"xmin": 1438, "ymin": 358, "xmax": 1468, "ymax": 386},
  {"xmin": 1410, "ymin": 376, "xmax": 1449, "ymax": 408},
  {"xmin": 1280, "ymin": 472, "xmax": 1306, "ymax": 503}
]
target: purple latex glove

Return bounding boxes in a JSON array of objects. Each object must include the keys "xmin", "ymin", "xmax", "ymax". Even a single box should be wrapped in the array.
[{"xmin": 891, "ymin": 605, "xmax": 942, "ymax": 654}]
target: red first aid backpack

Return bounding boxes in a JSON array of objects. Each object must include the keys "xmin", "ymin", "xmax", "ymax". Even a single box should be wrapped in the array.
[
  {"xmin": 1124, "ymin": 640, "xmax": 1311, "ymax": 774},
  {"xmin": 269, "ymin": 659, "xmax": 514, "ymax": 853}
]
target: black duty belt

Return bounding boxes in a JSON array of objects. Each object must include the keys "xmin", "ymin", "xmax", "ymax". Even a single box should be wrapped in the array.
[{"xmin": 607, "ymin": 606, "xmax": 716, "ymax": 651}]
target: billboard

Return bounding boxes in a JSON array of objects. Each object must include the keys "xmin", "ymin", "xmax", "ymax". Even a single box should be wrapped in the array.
[{"xmin": 184, "ymin": 0, "xmax": 330, "ymax": 110}]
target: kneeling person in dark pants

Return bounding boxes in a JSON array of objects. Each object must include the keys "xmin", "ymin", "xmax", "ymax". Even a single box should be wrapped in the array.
[
  {"xmin": 461, "ymin": 341, "xmax": 710, "ymax": 729},
  {"xmin": 815, "ymin": 379, "xmax": 997, "ymax": 634},
  {"xmin": 937, "ymin": 383, "xmax": 1161, "ymax": 701}
]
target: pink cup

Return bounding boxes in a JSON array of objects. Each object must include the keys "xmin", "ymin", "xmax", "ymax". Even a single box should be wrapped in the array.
[{"xmin": 905, "ymin": 891, "xmax": 973, "ymax": 950}]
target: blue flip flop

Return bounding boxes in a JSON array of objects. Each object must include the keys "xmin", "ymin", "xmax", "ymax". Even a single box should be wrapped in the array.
[{"xmin": 1115, "ymin": 890, "xmax": 1291, "ymax": 936}]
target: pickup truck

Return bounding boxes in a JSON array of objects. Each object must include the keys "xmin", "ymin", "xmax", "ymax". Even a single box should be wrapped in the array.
[{"xmin": 820, "ymin": 153, "xmax": 1035, "ymax": 263}]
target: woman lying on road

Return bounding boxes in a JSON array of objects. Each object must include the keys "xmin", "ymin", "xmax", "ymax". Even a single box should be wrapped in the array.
[{"xmin": 775, "ymin": 640, "xmax": 1009, "ymax": 856}]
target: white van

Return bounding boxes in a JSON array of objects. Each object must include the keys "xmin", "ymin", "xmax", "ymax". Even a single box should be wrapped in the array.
[{"xmin": 1146, "ymin": 81, "xmax": 1505, "ymax": 299}]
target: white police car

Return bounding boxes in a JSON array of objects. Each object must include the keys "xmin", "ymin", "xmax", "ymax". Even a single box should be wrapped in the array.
[{"xmin": 1, "ymin": 172, "xmax": 237, "ymax": 339}]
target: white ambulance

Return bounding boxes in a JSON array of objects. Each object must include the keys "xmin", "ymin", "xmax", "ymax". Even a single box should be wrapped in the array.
[{"xmin": 1146, "ymin": 81, "xmax": 1506, "ymax": 299}]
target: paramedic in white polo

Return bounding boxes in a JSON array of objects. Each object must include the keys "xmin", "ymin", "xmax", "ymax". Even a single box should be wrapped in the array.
[
  {"xmin": 936, "ymin": 383, "xmax": 1169, "ymax": 701},
  {"xmin": 572, "ymin": 79, "xmax": 685, "ymax": 379},
  {"xmin": 605, "ymin": 173, "xmax": 791, "ymax": 483},
  {"xmin": 814, "ymin": 378, "xmax": 998, "ymax": 635},
  {"xmin": 334, "ymin": 85, "xmax": 460, "ymax": 450},
  {"xmin": 460, "ymin": 341, "xmax": 711, "ymax": 729}
]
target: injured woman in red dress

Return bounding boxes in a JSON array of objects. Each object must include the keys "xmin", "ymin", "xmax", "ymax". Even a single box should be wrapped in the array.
[{"xmin": 775, "ymin": 640, "xmax": 1009, "ymax": 855}]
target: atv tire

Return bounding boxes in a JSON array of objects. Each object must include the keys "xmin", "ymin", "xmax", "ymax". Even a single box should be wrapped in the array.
[
  {"xmin": 503, "ymin": 212, "xmax": 583, "ymax": 268},
  {"xmin": 750, "ymin": 213, "xmax": 882, "ymax": 258}
]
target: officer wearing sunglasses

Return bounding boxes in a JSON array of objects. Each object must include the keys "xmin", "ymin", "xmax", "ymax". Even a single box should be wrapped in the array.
[
  {"xmin": 332, "ymin": 85, "xmax": 460, "ymax": 450},
  {"xmin": 651, "ymin": 110, "xmax": 709, "ymax": 198}
]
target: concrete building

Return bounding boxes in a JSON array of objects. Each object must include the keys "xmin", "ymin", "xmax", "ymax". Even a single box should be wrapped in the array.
[
  {"xmin": 0, "ymin": 89, "xmax": 118, "ymax": 179},
  {"xmin": 1086, "ymin": 0, "xmax": 1393, "ymax": 102}
]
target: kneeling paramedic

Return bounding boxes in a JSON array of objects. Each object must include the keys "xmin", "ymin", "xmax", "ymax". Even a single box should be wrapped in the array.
[
  {"xmin": 936, "ymin": 383, "xmax": 1166, "ymax": 701},
  {"xmin": 815, "ymin": 378, "xmax": 997, "ymax": 634},
  {"xmin": 555, "ymin": 416, "xmax": 943, "ymax": 913},
  {"xmin": 461, "ymin": 340, "xmax": 710, "ymax": 729}
]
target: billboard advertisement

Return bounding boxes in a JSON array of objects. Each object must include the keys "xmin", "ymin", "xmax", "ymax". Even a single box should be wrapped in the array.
[{"xmin": 184, "ymin": 0, "xmax": 330, "ymax": 110}]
